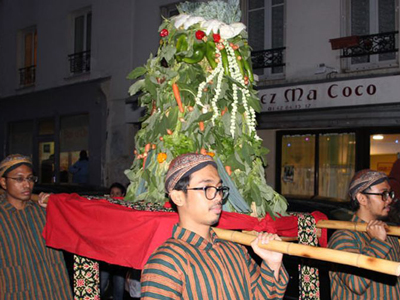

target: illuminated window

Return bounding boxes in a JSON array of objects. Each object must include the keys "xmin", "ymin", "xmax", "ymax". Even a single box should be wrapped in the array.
[
  {"xmin": 279, "ymin": 132, "xmax": 356, "ymax": 201},
  {"xmin": 18, "ymin": 27, "xmax": 37, "ymax": 86}
]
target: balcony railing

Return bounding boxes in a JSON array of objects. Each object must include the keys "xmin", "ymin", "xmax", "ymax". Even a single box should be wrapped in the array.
[
  {"xmin": 251, "ymin": 47, "xmax": 285, "ymax": 69},
  {"xmin": 19, "ymin": 65, "xmax": 36, "ymax": 86},
  {"xmin": 68, "ymin": 50, "xmax": 91, "ymax": 74},
  {"xmin": 340, "ymin": 31, "xmax": 398, "ymax": 58}
]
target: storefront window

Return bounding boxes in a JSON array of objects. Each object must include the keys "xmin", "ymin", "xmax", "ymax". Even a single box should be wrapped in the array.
[
  {"xmin": 8, "ymin": 121, "xmax": 33, "ymax": 157},
  {"xmin": 281, "ymin": 134, "xmax": 315, "ymax": 196},
  {"xmin": 319, "ymin": 133, "xmax": 356, "ymax": 200},
  {"xmin": 60, "ymin": 114, "xmax": 89, "ymax": 183},
  {"xmin": 39, "ymin": 141, "xmax": 55, "ymax": 183},
  {"xmin": 370, "ymin": 133, "xmax": 400, "ymax": 175},
  {"xmin": 279, "ymin": 131, "xmax": 356, "ymax": 201}
]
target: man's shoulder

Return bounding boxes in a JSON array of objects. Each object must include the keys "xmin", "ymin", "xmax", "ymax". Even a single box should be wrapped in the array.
[
  {"xmin": 145, "ymin": 238, "xmax": 192, "ymax": 271},
  {"xmin": 328, "ymin": 229, "xmax": 359, "ymax": 243},
  {"xmin": 151, "ymin": 238, "xmax": 192, "ymax": 258}
]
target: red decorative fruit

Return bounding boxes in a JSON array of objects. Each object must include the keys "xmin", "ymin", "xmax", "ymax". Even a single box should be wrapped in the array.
[
  {"xmin": 160, "ymin": 29, "xmax": 169, "ymax": 37},
  {"xmin": 196, "ymin": 30, "xmax": 206, "ymax": 40},
  {"xmin": 213, "ymin": 33, "xmax": 221, "ymax": 42}
]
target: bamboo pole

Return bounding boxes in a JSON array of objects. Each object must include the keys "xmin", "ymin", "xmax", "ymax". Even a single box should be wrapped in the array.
[
  {"xmin": 316, "ymin": 220, "xmax": 400, "ymax": 237},
  {"xmin": 243, "ymin": 230, "xmax": 297, "ymax": 242},
  {"xmin": 213, "ymin": 227, "xmax": 400, "ymax": 276}
]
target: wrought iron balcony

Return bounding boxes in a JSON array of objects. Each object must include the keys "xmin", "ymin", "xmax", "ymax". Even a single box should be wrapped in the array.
[
  {"xmin": 68, "ymin": 50, "xmax": 91, "ymax": 74},
  {"xmin": 340, "ymin": 31, "xmax": 398, "ymax": 58},
  {"xmin": 251, "ymin": 47, "xmax": 285, "ymax": 69},
  {"xmin": 19, "ymin": 65, "xmax": 36, "ymax": 86}
]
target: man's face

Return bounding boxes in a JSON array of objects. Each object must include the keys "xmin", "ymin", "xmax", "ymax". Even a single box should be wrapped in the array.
[
  {"xmin": 0, "ymin": 164, "xmax": 34, "ymax": 203},
  {"xmin": 363, "ymin": 181, "xmax": 393, "ymax": 220},
  {"xmin": 181, "ymin": 164, "xmax": 223, "ymax": 227}
]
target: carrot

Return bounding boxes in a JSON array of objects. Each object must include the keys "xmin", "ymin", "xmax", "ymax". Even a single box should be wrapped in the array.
[
  {"xmin": 199, "ymin": 121, "xmax": 204, "ymax": 131},
  {"xmin": 167, "ymin": 129, "xmax": 173, "ymax": 135},
  {"xmin": 225, "ymin": 165, "xmax": 232, "ymax": 176},
  {"xmin": 172, "ymin": 83, "xmax": 184, "ymax": 113},
  {"xmin": 151, "ymin": 101, "xmax": 157, "ymax": 115},
  {"xmin": 144, "ymin": 143, "xmax": 151, "ymax": 153},
  {"xmin": 142, "ymin": 153, "xmax": 148, "ymax": 169},
  {"xmin": 142, "ymin": 157, "xmax": 147, "ymax": 169},
  {"xmin": 221, "ymin": 107, "xmax": 228, "ymax": 116}
]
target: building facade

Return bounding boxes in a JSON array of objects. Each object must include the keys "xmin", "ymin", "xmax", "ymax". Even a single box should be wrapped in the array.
[
  {"xmin": 0, "ymin": 0, "xmax": 176, "ymax": 186},
  {"xmin": 248, "ymin": 0, "xmax": 400, "ymax": 202},
  {"xmin": 1, "ymin": 0, "xmax": 399, "ymax": 199}
]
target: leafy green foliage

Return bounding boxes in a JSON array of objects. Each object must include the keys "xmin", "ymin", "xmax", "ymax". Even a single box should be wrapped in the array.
[{"xmin": 124, "ymin": 9, "xmax": 287, "ymax": 217}]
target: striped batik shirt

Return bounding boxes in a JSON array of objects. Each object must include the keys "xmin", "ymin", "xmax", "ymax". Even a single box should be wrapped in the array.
[
  {"xmin": 141, "ymin": 224, "xmax": 289, "ymax": 299},
  {"xmin": 0, "ymin": 194, "xmax": 72, "ymax": 300},
  {"xmin": 328, "ymin": 215, "xmax": 400, "ymax": 300}
]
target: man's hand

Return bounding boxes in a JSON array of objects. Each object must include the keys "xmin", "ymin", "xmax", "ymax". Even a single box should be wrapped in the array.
[
  {"xmin": 366, "ymin": 220, "xmax": 387, "ymax": 241},
  {"xmin": 251, "ymin": 232, "xmax": 283, "ymax": 279},
  {"xmin": 38, "ymin": 193, "xmax": 51, "ymax": 208}
]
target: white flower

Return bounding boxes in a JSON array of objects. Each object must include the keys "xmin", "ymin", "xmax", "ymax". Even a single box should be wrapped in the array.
[
  {"xmin": 201, "ymin": 19, "xmax": 224, "ymax": 35},
  {"xmin": 173, "ymin": 14, "xmax": 247, "ymax": 40},
  {"xmin": 202, "ymin": 105, "xmax": 210, "ymax": 114},
  {"xmin": 230, "ymin": 23, "xmax": 246, "ymax": 35},
  {"xmin": 172, "ymin": 14, "xmax": 191, "ymax": 28},
  {"xmin": 183, "ymin": 16, "xmax": 206, "ymax": 29},
  {"xmin": 219, "ymin": 24, "xmax": 235, "ymax": 39}
]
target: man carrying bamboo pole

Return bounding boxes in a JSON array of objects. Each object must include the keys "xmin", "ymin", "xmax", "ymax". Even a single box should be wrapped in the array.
[
  {"xmin": 328, "ymin": 169, "xmax": 400, "ymax": 299},
  {"xmin": 0, "ymin": 154, "xmax": 72, "ymax": 299},
  {"xmin": 140, "ymin": 153, "xmax": 289, "ymax": 299}
]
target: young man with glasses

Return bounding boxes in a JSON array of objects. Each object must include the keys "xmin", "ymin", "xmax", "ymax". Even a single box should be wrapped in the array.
[
  {"xmin": 328, "ymin": 169, "xmax": 400, "ymax": 299},
  {"xmin": 0, "ymin": 154, "xmax": 72, "ymax": 299},
  {"xmin": 141, "ymin": 153, "xmax": 288, "ymax": 299}
]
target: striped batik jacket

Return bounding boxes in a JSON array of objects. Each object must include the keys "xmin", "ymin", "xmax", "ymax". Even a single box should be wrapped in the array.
[
  {"xmin": 328, "ymin": 215, "xmax": 400, "ymax": 300},
  {"xmin": 141, "ymin": 224, "xmax": 289, "ymax": 299},
  {"xmin": 0, "ymin": 195, "xmax": 72, "ymax": 300}
]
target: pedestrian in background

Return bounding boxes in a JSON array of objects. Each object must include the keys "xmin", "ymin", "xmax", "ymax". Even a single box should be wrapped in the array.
[
  {"xmin": 100, "ymin": 182, "xmax": 128, "ymax": 300},
  {"xmin": 69, "ymin": 150, "xmax": 89, "ymax": 184}
]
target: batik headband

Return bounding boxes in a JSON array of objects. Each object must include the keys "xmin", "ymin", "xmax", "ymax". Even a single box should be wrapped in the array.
[
  {"xmin": 348, "ymin": 169, "xmax": 388, "ymax": 200},
  {"xmin": 165, "ymin": 153, "xmax": 217, "ymax": 193},
  {"xmin": 0, "ymin": 154, "xmax": 33, "ymax": 178}
]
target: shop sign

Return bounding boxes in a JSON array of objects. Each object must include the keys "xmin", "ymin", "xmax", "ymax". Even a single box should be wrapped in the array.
[{"xmin": 259, "ymin": 75, "xmax": 400, "ymax": 112}]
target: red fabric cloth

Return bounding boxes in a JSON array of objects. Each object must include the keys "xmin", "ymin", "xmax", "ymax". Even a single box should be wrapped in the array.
[{"xmin": 43, "ymin": 193, "xmax": 327, "ymax": 269}]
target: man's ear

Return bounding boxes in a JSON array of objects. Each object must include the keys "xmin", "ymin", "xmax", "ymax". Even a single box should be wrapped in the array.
[
  {"xmin": 170, "ymin": 190, "xmax": 186, "ymax": 207},
  {"xmin": 356, "ymin": 192, "xmax": 368, "ymax": 207},
  {"xmin": 0, "ymin": 177, "xmax": 6, "ymax": 190}
]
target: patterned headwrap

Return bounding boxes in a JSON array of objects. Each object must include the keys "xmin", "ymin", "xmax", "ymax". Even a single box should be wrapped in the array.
[
  {"xmin": 165, "ymin": 153, "xmax": 217, "ymax": 193},
  {"xmin": 0, "ymin": 154, "xmax": 33, "ymax": 178},
  {"xmin": 348, "ymin": 169, "xmax": 388, "ymax": 200}
]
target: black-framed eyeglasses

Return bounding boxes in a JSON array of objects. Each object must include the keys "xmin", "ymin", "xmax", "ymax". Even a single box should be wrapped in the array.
[
  {"xmin": 361, "ymin": 190, "xmax": 395, "ymax": 202},
  {"xmin": 4, "ymin": 176, "xmax": 38, "ymax": 184},
  {"xmin": 185, "ymin": 186, "xmax": 230, "ymax": 201}
]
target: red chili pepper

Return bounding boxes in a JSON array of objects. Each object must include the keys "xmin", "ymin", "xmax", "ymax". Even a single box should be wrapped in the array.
[
  {"xmin": 213, "ymin": 33, "xmax": 221, "ymax": 42},
  {"xmin": 196, "ymin": 30, "xmax": 205, "ymax": 40},
  {"xmin": 160, "ymin": 29, "xmax": 169, "ymax": 37}
]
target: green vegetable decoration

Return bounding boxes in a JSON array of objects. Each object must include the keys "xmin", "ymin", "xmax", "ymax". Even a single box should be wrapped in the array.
[{"xmin": 125, "ymin": 0, "xmax": 288, "ymax": 218}]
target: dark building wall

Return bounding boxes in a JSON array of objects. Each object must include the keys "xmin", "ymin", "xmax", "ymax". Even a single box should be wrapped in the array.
[{"xmin": 0, "ymin": 78, "xmax": 108, "ymax": 185}]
